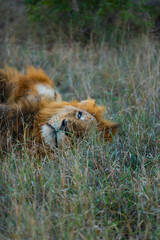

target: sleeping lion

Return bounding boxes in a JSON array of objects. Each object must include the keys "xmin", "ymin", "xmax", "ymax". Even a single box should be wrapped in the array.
[{"xmin": 0, "ymin": 66, "xmax": 119, "ymax": 151}]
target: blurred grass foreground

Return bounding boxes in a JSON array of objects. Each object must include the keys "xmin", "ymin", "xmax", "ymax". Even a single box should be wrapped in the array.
[{"xmin": 0, "ymin": 0, "xmax": 160, "ymax": 239}]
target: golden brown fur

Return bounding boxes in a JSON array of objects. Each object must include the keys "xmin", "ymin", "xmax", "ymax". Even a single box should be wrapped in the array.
[
  {"xmin": 0, "ymin": 66, "xmax": 61, "ymax": 104},
  {"xmin": 0, "ymin": 66, "xmax": 119, "ymax": 151}
]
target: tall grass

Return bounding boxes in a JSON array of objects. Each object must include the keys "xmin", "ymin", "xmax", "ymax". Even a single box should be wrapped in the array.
[{"xmin": 0, "ymin": 35, "xmax": 160, "ymax": 239}]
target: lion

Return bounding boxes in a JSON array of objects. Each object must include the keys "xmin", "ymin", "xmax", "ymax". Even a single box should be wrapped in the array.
[{"xmin": 0, "ymin": 66, "xmax": 119, "ymax": 151}]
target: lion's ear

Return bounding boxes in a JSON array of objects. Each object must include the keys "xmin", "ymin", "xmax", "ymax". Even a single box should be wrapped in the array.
[
  {"xmin": 97, "ymin": 120, "xmax": 120, "ymax": 141},
  {"xmin": 78, "ymin": 99, "xmax": 120, "ymax": 141}
]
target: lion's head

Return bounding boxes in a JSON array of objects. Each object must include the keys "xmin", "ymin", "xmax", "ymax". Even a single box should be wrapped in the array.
[
  {"xmin": 33, "ymin": 99, "xmax": 119, "ymax": 150},
  {"xmin": 41, "ymin": 106, "xmax": 96, "ymax": 149}
]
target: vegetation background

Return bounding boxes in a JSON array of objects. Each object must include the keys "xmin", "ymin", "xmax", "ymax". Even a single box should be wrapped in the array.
[{"xmin": 0, "ymin": 0, "xmax": 160, "ymax": 239}]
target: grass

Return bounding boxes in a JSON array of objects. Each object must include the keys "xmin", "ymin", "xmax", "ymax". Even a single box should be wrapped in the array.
[{"xmin": 0, "ymin": 35, "xmax": 160, "ymax": 239}]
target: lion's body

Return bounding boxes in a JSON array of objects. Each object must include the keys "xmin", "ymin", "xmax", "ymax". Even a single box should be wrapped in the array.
[
  {"xmin": 0, "ymin": 66, "xmax": 61, "ymax": 104},
  {"xmin": 0, "ymin": 66, "xmax": 119, "ymax": 151}
]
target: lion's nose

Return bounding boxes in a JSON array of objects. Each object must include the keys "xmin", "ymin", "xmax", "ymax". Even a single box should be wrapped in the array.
[
  {"xmin": 59, "ymin": 119, "xmax": 70, "ymax": 137},
  {"xmin": 59, "ymin": 119, "xmax": 67, "ymax": 131}
]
